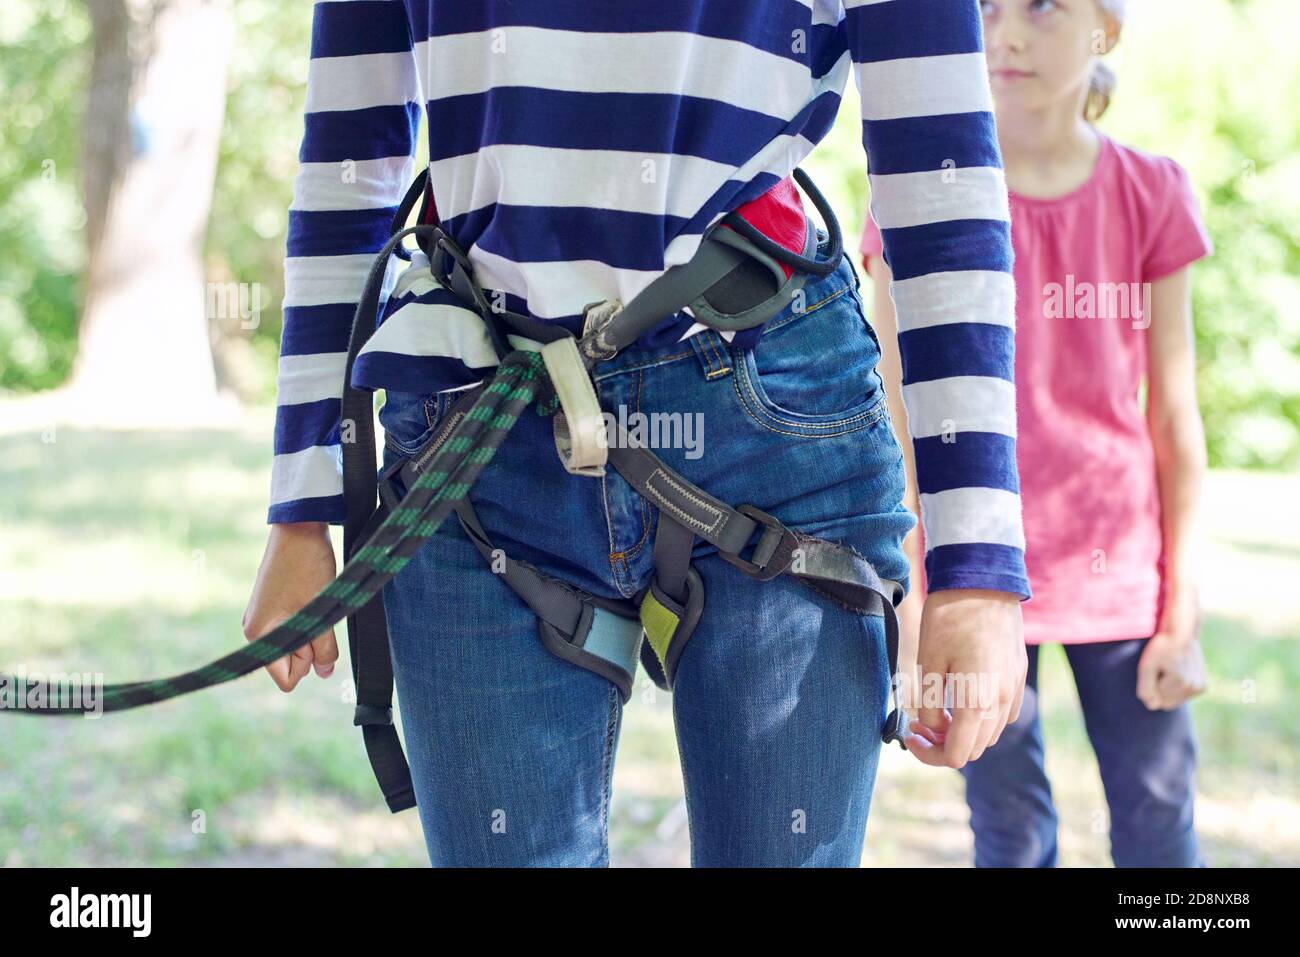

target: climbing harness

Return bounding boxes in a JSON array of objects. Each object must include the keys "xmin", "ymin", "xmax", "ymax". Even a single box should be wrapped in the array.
[
  {"xmin": 1, "ymin": 166, "xmax": 909, "ymax": 814},
  {"xmin": 344, "ymin": 166, "xmax": 910, "ymax": 810}
]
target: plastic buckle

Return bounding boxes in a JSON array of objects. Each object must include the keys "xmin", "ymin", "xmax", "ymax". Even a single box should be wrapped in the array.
[
  {"xmin": 881, "ymin": 707, "xmax": 910, "ymax": 751},
  {"xmin": 353, "ymin": 705, "xmax": 394, "ymax": 727},
  {"xmin": 720, "ymin": 504, "xmax": 796, "ymax": 581}
]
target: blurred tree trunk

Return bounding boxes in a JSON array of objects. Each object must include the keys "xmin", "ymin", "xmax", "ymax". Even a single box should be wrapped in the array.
[{"xmin": 70, "ymin": 0, "xmax": 233, "ymax": 422}]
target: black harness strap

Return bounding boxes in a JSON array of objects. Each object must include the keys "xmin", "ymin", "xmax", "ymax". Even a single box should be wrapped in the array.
[
  {"xmin": 649, "ymin": 513, "xmax": 696, "ymax": 606},
  {"xmin": 344, "ymin": 497, "xmax": 414, "ymax": 812},
  {"xmin": 340, "ymin": 179, "xmax": 455, "ymax": 814}
]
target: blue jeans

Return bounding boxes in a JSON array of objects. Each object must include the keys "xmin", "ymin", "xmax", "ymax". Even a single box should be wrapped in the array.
[
  {"xmin": 378, "ymin": 247, "xmax": 914, "ymax": 866},
  {"xmin": 960, "ymin": 639, "xmax": 1203, "ymax": 867}
]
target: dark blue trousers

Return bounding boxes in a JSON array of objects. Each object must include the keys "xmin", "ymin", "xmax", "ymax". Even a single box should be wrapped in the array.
[{"xmin": 960, "ymin": 638, "xmax": 1203, "ymax": 867}]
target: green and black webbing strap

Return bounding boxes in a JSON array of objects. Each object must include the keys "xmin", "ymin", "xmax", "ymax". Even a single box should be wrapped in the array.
[{"xmin": 0, "ymin": 350, "xmax": 545, "ymax": 717}]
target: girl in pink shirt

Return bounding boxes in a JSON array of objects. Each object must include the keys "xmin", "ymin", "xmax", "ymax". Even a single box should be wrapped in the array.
[{"xmin": 862, "ymin": 0, "xmax": 1212, "ymax": 866}]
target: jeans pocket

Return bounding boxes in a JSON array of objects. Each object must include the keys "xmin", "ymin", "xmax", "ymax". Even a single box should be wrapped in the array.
[
  {"xmin": 380, "ymin": 390, "xmax": 452, "ymax": 457},
  {"xmin": 733, "ymin": 267, "xmax": 886, "ymax": 435}
]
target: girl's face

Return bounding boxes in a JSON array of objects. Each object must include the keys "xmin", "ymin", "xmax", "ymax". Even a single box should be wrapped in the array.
[{"xmin": 979, "ymin": 0, "xmax": 1119, "ymax": 115}]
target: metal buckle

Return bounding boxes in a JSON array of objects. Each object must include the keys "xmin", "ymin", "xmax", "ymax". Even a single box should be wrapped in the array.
[
  {"xmin": 578, "ymin": 298, "xmax": 624, "ymax": 362},
  {"xmin": 720, "ymin": 504, "xmax": 796, "ymax": 581}
]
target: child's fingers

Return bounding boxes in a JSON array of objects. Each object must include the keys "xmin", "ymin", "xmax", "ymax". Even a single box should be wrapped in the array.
[
  {"xmin": 310, "ymin": 628, "xmax": 339, "ymax": 678},
  {"xmin": 917, "ymin": 703, "xmax": 952, "ymax": 739},
  {"xmin": 1136, "ymin": 656, "xmax": 1162, "ymax": 711},
  {"xmin": 263, "ymin": 656, "xmax": 286, "ymax": 690},
  {"xmin": 1156, "ymin": 670, "xmax": 1192, "ymax": 709},
  {"xmin": 904, "ymin": 732, "xmax": 952, "ymax": 767},
  {"xmin": 940, "ymin": 707, "xmax": 983, "ymax": 768},
  {"xmin": 908, "ymin": 721, "xmax": 946, "ymax": 746},
  {"xmin": 285, "ymin": 647, "xmax": 313, "ymax": 690},
  {"xmin": 1007, "ymin": 667, "xmax": 1027, "ymax": 726}
]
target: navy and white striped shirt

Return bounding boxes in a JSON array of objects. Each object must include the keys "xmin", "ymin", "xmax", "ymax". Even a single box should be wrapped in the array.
[{"xmin": 271, "ymin": 0, "xmax": 1029, "ymax": 598}]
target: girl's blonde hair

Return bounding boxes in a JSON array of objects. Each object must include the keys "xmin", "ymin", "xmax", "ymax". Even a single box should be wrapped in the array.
[{"xmin": 1086, "ymin": 0, "xmax": 1127, "ymax": 120}]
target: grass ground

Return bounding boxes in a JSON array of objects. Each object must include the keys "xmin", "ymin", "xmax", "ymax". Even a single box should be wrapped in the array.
[{"xmin": 1, "ymin": 406, "xmax": 1296, "ymax": 867}]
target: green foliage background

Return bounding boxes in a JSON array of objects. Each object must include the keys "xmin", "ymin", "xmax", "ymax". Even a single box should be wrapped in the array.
[
  {"xmin": 1, "ymin": 0, "xmax": 1296, "ymax": 467},
  {"xmin": 1101, "ymin": 0, "xmax": 1300, "ymax": 469}
]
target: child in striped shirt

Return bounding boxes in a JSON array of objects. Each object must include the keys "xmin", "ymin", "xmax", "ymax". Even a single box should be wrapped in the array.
[
  {"xmin": 244, "ymin": 0, "xmax": 1031, "ymax": 866},
  {"xmin": 863, "ymin": 0, "xmax": 1211, "ymax": 866}
]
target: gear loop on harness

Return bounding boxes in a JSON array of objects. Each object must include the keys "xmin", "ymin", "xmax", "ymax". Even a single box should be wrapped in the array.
[{"xmin": 540, "ymin": 336, "xmax": 608, "ymax": 477}]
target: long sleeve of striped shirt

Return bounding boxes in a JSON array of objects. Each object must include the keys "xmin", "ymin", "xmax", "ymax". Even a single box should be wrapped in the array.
[
  {"xmin": 268, "ymin": 0, "xmax": 1029, "ymax": 600},
  {"xmin": 847, "ymin": 0, "xmax": 1028, "ymax": 598},
  {"xmin": 267, "ymin": 0, "xmax": 421, "ymax": 524}
]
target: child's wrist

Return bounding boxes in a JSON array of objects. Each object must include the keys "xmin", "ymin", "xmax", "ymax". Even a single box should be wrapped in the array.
[
  {"xmin": 1163, "ymin": 575, "xmax": 1199, "ymax": 604},
  {"xmin": 1157, "ymin": 580, "xmax": 1201, "ymax": 641}
]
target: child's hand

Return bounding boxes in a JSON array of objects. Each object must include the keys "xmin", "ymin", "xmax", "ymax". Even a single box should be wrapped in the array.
[
  {"xmin": 242, "ymin": 522, "xmax": 340, "ymax": 692},
  {"xmin": 905, "ymin": 589, "xmax": 1027, "ymax": 768},
  {"xmin": 1137, "ymin": 590, "xmax": 1207, "ymax": 710}
]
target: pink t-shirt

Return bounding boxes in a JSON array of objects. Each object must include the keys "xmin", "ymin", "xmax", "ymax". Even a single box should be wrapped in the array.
[{"xmin": 862, "ymin": 133, "xmax": 1213, "ymax": 643}]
